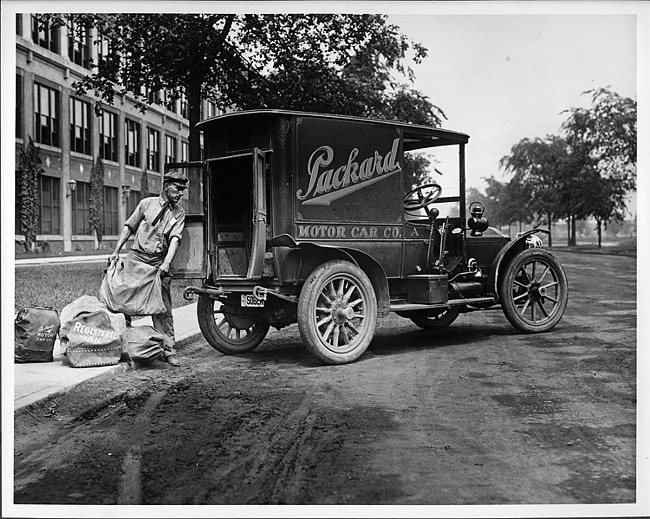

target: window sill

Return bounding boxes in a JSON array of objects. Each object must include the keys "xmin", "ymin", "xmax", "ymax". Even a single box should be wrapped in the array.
[{"xmin": 70, "ymin": 150, "xmax": 93, "ymax": 160}]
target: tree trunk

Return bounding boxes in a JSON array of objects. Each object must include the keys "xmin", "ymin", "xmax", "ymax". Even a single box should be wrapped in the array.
[
  {"xmin": 571, "ymin": 215, "xmax": 577, "ymax": 246},
  {"xmin": 188, "ymin": 75, "xmax": 203, "ymax": 161},
  {"xmin": 566, "ymin": 216, "xmax": 571, "ymax": 247},
  {"xmin": 547, "ymin": 212, "xmax": 552, "ymax": 247},
  {"xmin": 597, "ymin": 219, "xmax": 602, "ymax": 248}
]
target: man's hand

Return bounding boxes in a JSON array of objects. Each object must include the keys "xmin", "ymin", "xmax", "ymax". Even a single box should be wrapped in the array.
[
  {"xmin": 159, "ymin": 261, "xmax": 172, "ymax": 277},
  {"xmin": 108, "ymin": 252, "xmax": 120, "ymax": 265}
]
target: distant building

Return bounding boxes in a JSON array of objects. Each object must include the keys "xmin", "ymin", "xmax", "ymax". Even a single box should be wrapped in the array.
[{"xmin": 15, "ymin": 14, "xmax": 224, "ymax": 253}]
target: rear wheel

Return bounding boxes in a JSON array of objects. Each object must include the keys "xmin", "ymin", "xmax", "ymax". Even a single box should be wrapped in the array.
[
  {"xmin": 197, "ymin": 295, "xmax": 269, "ymax": 354},
  {"xmin": 409, "ymin": 306, "xmax": 460, "ymax": 329},
  {"xmin": 498, "ymin": 249, "xmax": 568, "ymax": 333},
  {"xmin": 298, "ymin": 260, "xmax": 377, "ymax": 365}
]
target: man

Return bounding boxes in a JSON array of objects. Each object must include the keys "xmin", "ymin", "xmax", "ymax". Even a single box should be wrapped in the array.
[{"xmin": 108, "ymin": 170, "xmax": 188, "ymax": 367}]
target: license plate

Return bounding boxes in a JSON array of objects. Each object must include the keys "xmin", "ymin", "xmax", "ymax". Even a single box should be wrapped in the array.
[{"xmin": 241, "ymin": 294, "xmax": 265, "ymax": 307}]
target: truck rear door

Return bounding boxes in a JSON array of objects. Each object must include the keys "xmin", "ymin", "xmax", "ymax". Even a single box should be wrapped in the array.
[{"xmin": 167, "ymin": 161, "xmax": 208, "ymax": 279}]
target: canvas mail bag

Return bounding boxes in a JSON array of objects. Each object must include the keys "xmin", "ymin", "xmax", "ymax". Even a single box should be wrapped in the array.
[
  {"xmin": 14, "ymin": 306, "xmax": 60, "ymax": 363},
  {"xmin": 60, "ymin": 310, "xmax": 124, "ymax": 368},
  {"xmin": 100, "ymin": 256, "xmax": 166, "ymax": 316}
]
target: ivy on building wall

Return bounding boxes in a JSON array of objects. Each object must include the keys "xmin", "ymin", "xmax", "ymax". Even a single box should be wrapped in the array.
[
  {"xmin": 17, "ymin": 138, "xmax": 42, "ymax": 252},
  {"xmin": 89, "ymin": 156, "xmax": 105, "ymax": 248}
]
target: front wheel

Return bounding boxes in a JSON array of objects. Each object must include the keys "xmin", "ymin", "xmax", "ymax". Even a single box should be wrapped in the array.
[
  {"xmin": 298, "ymin": 260, "xmax": 377, "ymax": 365},
  {"xmin": 498, "ymin": 249, "xmax": 568, "ymax": 333},
  {"xmin": 197, "ymin": 295, "xmax": 270, "ymax": 354}
]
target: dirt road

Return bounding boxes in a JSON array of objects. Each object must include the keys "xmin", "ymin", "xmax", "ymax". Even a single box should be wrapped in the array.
[{"xmin": 13, "ymin": 249, "xmax": 637, "ymax": 506}]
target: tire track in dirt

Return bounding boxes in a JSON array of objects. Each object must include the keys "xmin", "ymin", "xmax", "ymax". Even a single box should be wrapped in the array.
[
  {"xmin": 225, "ymin": 397, "xmax": 317, "ymax": 504},
  {"xmin": 116, "ymin": 390, "xmax": 167, "ymax": 504}
]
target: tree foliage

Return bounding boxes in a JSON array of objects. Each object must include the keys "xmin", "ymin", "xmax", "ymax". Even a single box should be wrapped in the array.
[
  {"xmin": 89, "ymin": 156, "xmax": 105, "ymax": 248},
  {"xmin": 480, "ymin": 176, "xmax": 534, "ymax": 230},
  {"xmin": 17, "ymin": 138, "xmax": 42, "ymax": 252},
  {"xmin": 498, "ymin": 135, "xmax": 569, "ymax": 243},
  {"xmin": 562, "ymin": 87, "xmax": 637, "ymax": 191},
  {"xmin": 497, "ymin": 87, "xmax": 636, "ymax": 247},
  {"xmin": 561, "ymin": 88, "xmax": 637, "ymax": 246},
  {"xmin": 37, "ymin": 14, "xmax": 445, "ymax": 162}
]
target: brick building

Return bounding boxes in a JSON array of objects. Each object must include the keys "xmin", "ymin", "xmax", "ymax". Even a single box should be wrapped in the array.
[{"xmin": 15, "ymin": 14, "xmax": 223, "ymax": 253}]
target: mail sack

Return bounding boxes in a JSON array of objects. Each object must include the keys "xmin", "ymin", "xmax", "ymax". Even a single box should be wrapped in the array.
[
  {"xmin": 60, "ymin": 310, "xmax": 124, "ymax": 368},
  {"xmin": 60, "ymin": 295, "xmax": 127, "ymax": 337},
  {"xmin": 15, "ymin": 306, "xmax": 60, "ymax": 363},
  {"xmin": 99, "ymin": 257, "xmax": 166, "ymax": 316},
  {"xmin": 124, "ymin": 325, "xmax": 166, "ymax": 363}
]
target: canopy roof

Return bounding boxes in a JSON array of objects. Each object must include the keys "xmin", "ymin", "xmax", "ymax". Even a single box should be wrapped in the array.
[{"xmin": 196, "ymin": 109, "xmax": 470, "ymax": 151}]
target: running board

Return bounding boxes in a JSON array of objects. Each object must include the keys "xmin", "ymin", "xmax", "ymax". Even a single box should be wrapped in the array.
[{"xmin": 390, "ymin": 296, "xmax": 497, "ymax": 312}]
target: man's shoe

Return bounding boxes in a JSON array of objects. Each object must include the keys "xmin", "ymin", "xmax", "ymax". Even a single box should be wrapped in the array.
[{"xmin": 165, "ymin": 355, "xmax": 180, "ymax": 367}]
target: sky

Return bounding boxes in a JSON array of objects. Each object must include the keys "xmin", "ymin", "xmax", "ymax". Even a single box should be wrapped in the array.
[{"xmin": 386, "ymin": 11, "xmax": 638, "ymax": 207}]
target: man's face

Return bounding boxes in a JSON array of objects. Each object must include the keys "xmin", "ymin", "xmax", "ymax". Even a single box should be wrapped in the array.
[{"xmin": 165, "ymin": 182, "xmax": 187, "ymax": 205}]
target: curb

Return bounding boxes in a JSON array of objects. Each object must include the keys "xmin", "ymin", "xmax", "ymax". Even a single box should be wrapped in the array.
[{"xmin": 14, "ymin": 332, "xmax": 205, "ymax": 413}]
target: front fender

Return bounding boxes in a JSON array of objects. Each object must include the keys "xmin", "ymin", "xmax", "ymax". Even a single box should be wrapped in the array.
[{"xmin": 487, "ymin": 229, "xmax": 549, "ymax": 296}]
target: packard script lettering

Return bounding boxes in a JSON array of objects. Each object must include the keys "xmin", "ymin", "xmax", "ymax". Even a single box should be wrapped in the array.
[{"xmin": 297, "ymin": 138, "xmax": 401, "ymax": 206}]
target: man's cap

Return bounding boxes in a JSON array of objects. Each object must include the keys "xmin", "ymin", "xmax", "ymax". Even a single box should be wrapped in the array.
[{"xmin": 164, "ymin": 170, "xmax": 189, "ymax": 186}]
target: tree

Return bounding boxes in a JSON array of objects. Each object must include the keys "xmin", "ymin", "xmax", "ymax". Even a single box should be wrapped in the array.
[
  {"xmin": 17, "ymin": 138, "xmax": 42, "ymax": 252},
  {"xmin": 561, "ymin": 87, "xmax": 637, "ymax": 247},
  {"xmin": 498, "ymin": 136, "xmax": 569, "ymax": 245},
  {"xmin": 482, "ymin": 176, "xmax": 535, "ymax": 235},
  {"xmin": 37, "ymin": 14, "xmax": 444, "ymax": 162},
  {"xmin": 89, "ymin": 156, "xmax": 105, "ymax": 249}
]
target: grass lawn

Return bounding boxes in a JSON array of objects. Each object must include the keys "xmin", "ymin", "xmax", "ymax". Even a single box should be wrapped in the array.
[{"xmin": 14, "ymin": 262, "xmax": 200, "ymax": 315}]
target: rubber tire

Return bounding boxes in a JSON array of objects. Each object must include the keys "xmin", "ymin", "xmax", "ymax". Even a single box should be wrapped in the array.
[
  {"xmin": 409, "ymin": 306, "xmax": 461, "ymax": 329},
  {"xmin": 498, "ymin": 248, "xmax": 568, "ymax": 333},
  {"xmin": 298, "ymin": 260, "xmax": 377, "ymax": 365},
  {"xmin": 197, "ymin": 295, "xmax": 270, "ymax": 354}
]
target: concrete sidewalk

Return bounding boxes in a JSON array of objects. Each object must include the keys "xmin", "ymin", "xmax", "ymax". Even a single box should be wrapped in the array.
[
  {"xmin": 13, "ymin": 303, "xmax": 202, "ymax": 411},
  {"xmin": 15, "ymin": 254, "xmax": 124, "ymax": 267}
]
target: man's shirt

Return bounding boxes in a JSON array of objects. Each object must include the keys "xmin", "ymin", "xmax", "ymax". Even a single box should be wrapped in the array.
[{"xmin": 125, "ymin": 196, "xmax": 185, "ymax": 259}]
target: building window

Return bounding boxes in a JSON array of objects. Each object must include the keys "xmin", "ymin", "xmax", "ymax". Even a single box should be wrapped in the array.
[
  {"xmin": 39, "ymin": 176, "xmax": 61, "ymax": 235},
  {"xmin": 16, "ymin": 14, "xmax": 23, "ymax": 36},
  {"xmin": 125, "ymin": 119, "xmax": 140, "ymax": 168},
  {"xmin": 147, "ymin": 88, "xmax": 161, "ymax": 106},
  {"xmin": 70, "ymin": 98, "xmax": 91, "ymax": 155},
  {"xmin": 165, "ymin": 135, "xmax": 177, "ymax": 165},
  {"xmin": 31, "ymin": 15, "xmax": 60, "ymax": 53},
  {"xmin": 147, "ymin": 128, "xmax": 160, "ymax": 171},
  {"xmin": 34, "ymin": 83, "xmax": 60, "ymax": 147},
  {"xmin": 126, "ymin": 190, "xmax": 140, "ymax": 218},
  {"xmin": 180, "ymin": 94, "xmax": 189, "ymax": 119},
  {"xmin": 71, "ymin": 181, "xmax": 91, "ymax": 235},
  {"xmin": 16, "ymin": 74, "xmax": 23, "ymax": 138},
  {"xmin": 100, "ymin": 111, "xmax": 118, "ymax": 162},
  {"xmin": 68, "ymin": 22, "xmax": 92, "ymax": 68},
  {"xmin": 205, "ymin": 101, "xmax": 218, "ymax": 118},
  {"xmin": 103, "ymin": 186, "xmax": 119, "ymax": 235},
  {"xmin": 96, "ymin": 36, "xmax": 116, "ymax": 80},
  {"xmin": 181, "ymin": 141, "xmax": 189, "ymax": 162}
]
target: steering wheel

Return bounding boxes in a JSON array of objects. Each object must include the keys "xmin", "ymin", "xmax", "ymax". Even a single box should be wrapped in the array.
[{"xmin": 403, "ymin": 183, "xmax": 442, "ymax": 218}]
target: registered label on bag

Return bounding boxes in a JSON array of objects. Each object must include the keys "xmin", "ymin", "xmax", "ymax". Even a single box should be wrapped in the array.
[{"xmin": 241, "ymin": 294, "xmax": 265, "ymax": 307}]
